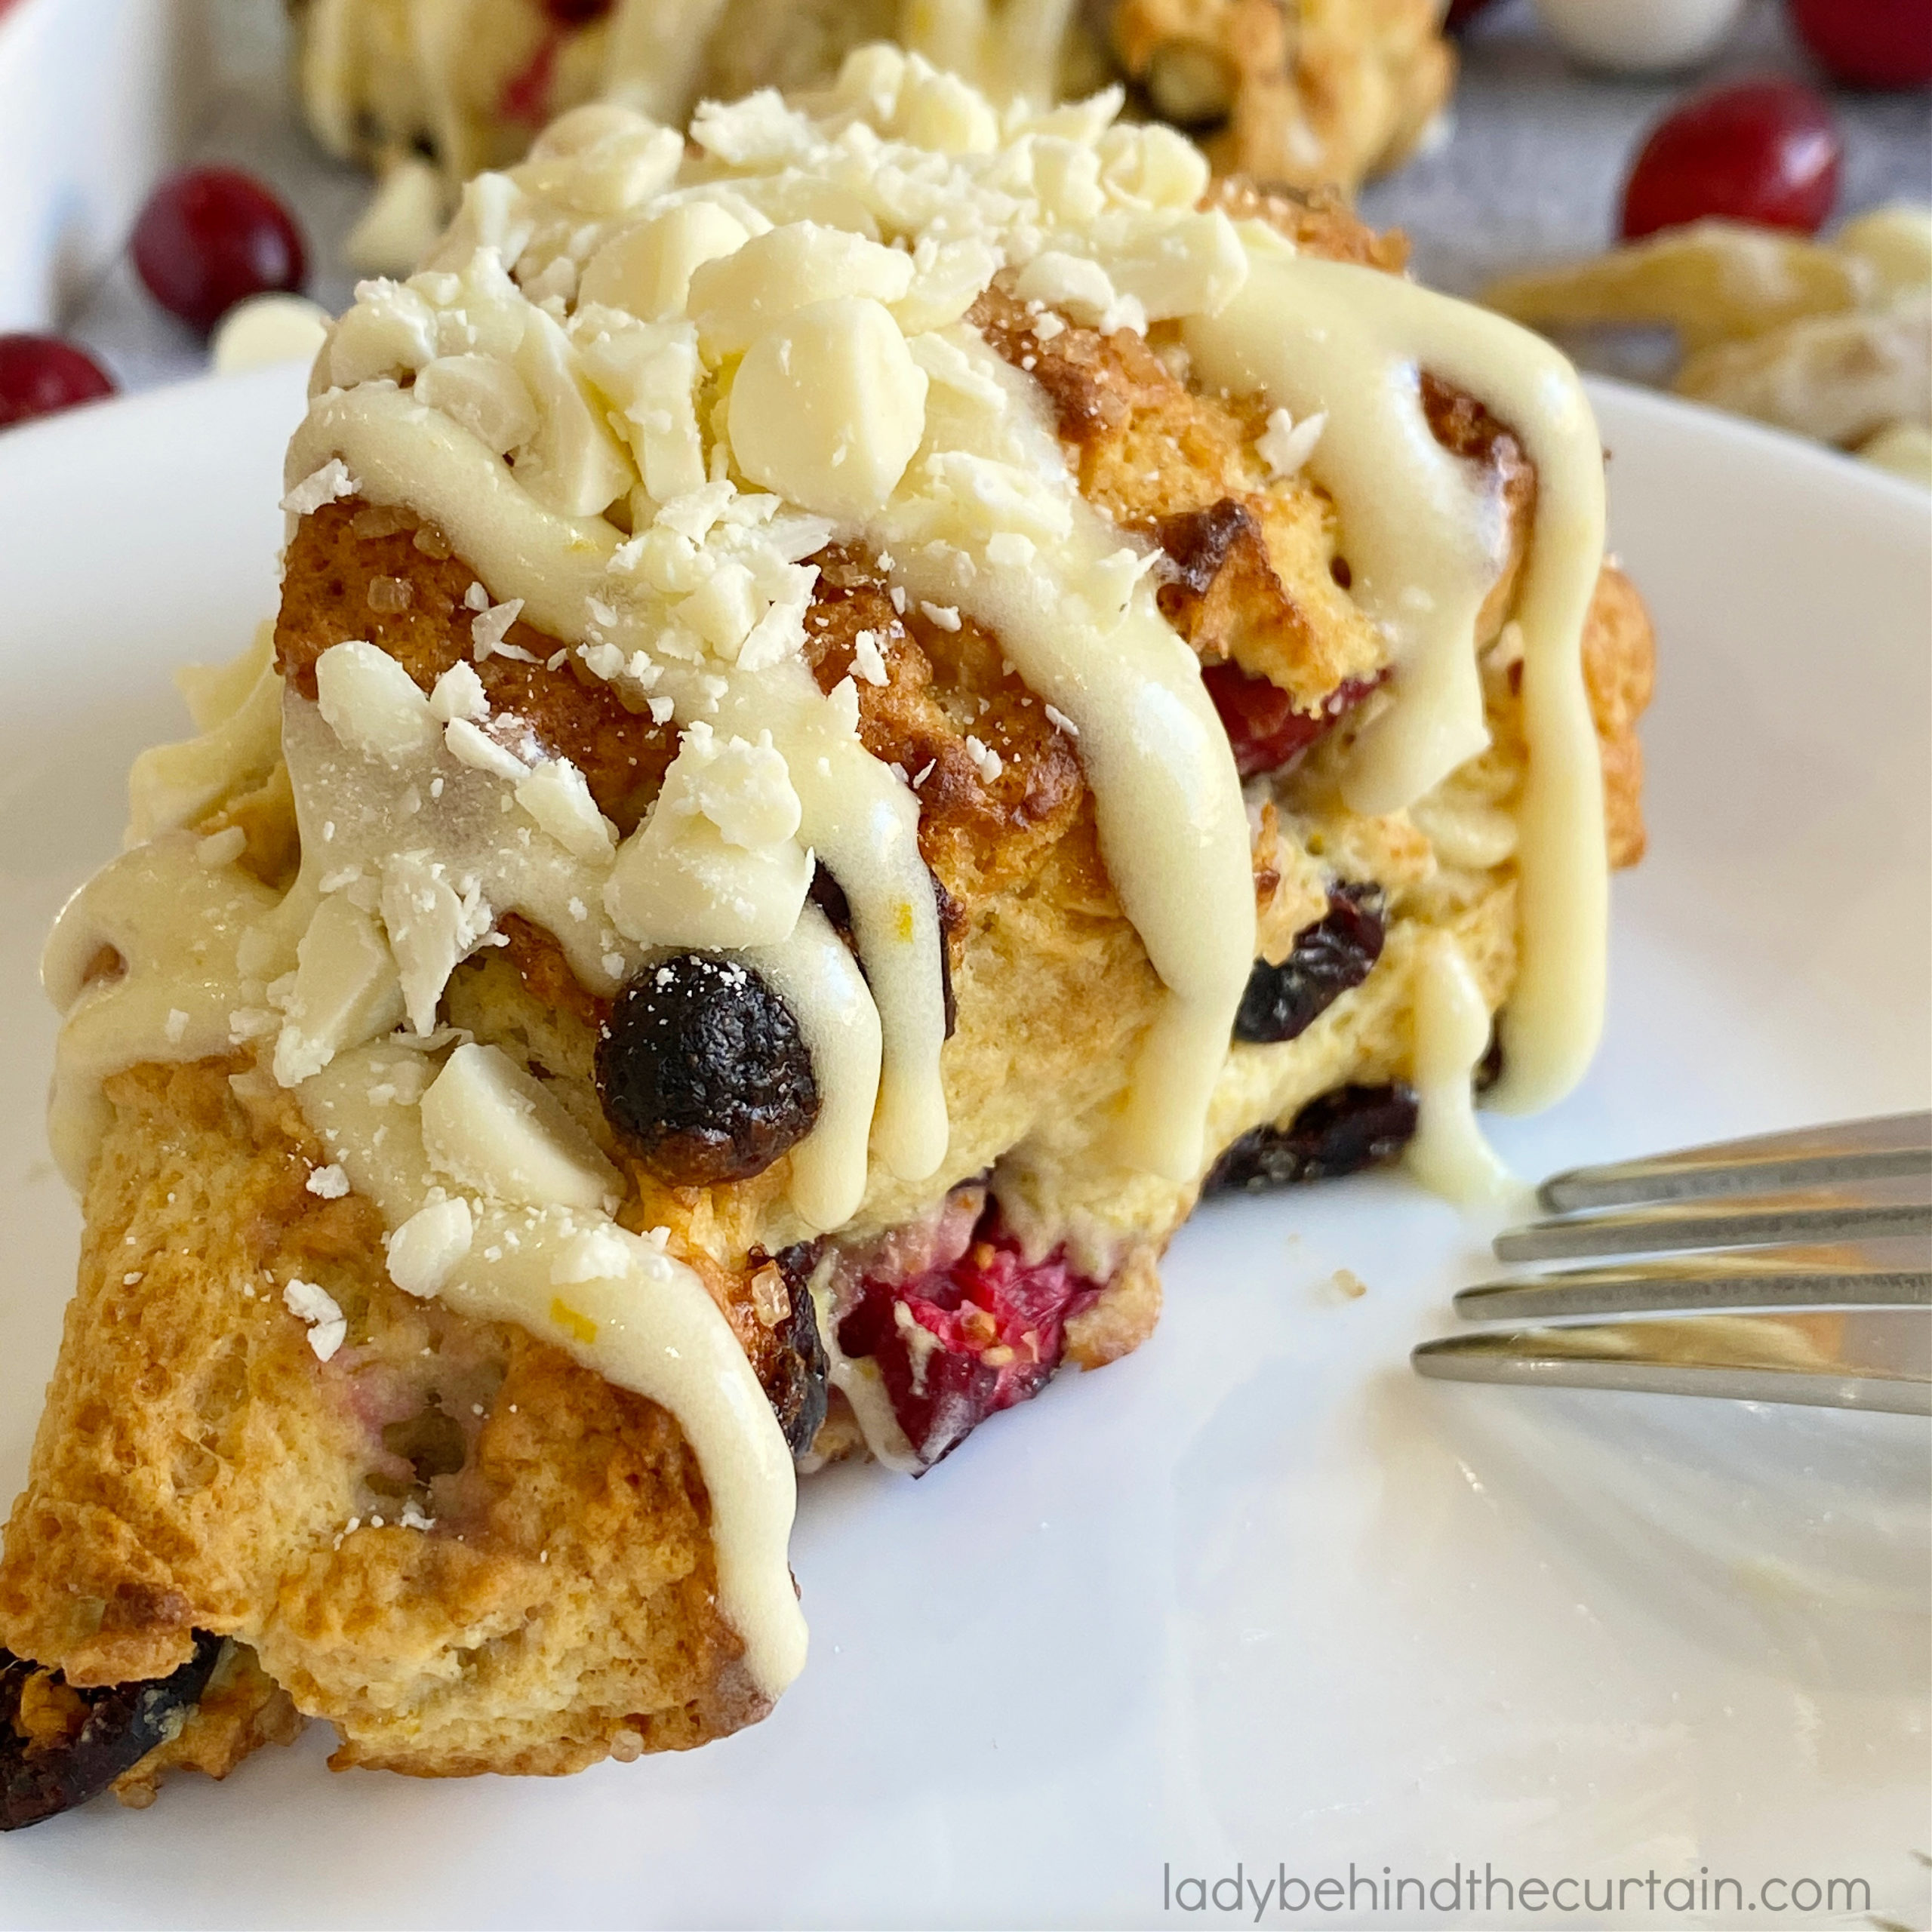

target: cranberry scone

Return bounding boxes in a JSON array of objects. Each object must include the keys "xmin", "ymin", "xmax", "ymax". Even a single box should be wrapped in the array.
[
  {"xmin": 0, "ymin": 52, "xmax": 1651, "ymax": 1822},
  {"xmin": 300, "ymin": 0, "xmax": 1452, "ymax": 272}
]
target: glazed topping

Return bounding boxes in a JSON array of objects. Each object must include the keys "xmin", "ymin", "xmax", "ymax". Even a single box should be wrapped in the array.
[
  {"xmin": 46, "ymin": 52, "xmax": 1619, "ymax": 1706},
  {"xmin": 1404, "ymin": 932, "xmax": 1518, "ymax": 1203},
  {"xmin": 285, "ymin": 55, "xmax": 1270, "ymax": 1187},
  {"xmin": 1185, "ymin": 231, "xmax": 1609, "ymax": 1115},
  {"xmin": 596, "ymin": 952, "xmax": 821, "ymax": 1186}
]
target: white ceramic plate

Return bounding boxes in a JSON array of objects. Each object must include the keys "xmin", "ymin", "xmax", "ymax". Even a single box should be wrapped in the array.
[{"xmin": 0, "ymin": 373, "xmax": 1926, "ymax": 1930}]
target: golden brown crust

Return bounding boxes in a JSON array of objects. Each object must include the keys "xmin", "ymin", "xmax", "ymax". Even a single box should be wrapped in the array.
[
  {"xmin": 1580, "ymin": 564, "xmax": 1655, "ymax": 869},
  {"xmin": 1202, "ymin": 177, "xmax": 1411, "ymax": 272},
  {"xmin": 1062, "ymin": 1243, "xmax": 1164, "ymax": 1370},
  {"xmin": 276, "ymin": 502, "xmax": 678, "ymax": 832},
  {"xmin": 0, "ymin": 1059, "xmax": 763, "ymax": 1782},
  {"xmin": 801, "ymin": 546, "xmax": 1093, "ymax": 922},
  {"xmin": 4, "ymin": 187, "xmax": 1655, "ymax": 1801},
  {"xmin": 971, "ymin": 281, "xmax": 1387, "ymax": 711},
  {"xmin": 1419, "ymin": 371, "xmax": 1538, "ymax": 646}
]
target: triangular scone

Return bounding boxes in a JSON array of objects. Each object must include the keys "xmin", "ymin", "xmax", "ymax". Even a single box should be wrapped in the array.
[{"xmin": 0, "ymin": 54, "xmax": 1650, "ymax": 1820}]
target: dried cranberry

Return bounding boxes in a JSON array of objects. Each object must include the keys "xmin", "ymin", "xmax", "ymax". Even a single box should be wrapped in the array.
[
  {"xmin": 1234, "ymin": 884, "xmax": 1386, "ymax": 1044},
  {"xmin": 1789, "ymin": 0, "xmax": 1932, "ymax": 88},
  {"xmin": 837, "ymin": 1206, "xmax": 1103, "ymax": 1468},
  {"xmin": 1620, "ymin": 80, "xmax": 1841, "ymax": 242},
  {"xmin": 595, "ymin": 953, "xmax": 819, "ymax": 1186},
  {"xmin": 542, "ymin": 0, "xmax": 614, "ymax": 19},
  {"xmin": 1206, "ymin": 1084, "xmax": 1419, "ymax": 1194},
  {"xmin": 1444, "ymin": 0, "xmax": 1500, "ymax": 26},
  {"xmin": 0, "ymin": 334, "xmax": 114, "ymax": 430},
  {"xmin": 756, "ymin": 1244, "xmax": 831, "ymax": 1456},
  {"xmin": 131, "ymin": 167, "xmax": 307, "ymax": 334},
  {"xmin": 2, "ymin": 1632, "xmax": 223, "ymax": 1831},
  {"xmin": 1202, "ymin": 662, "xmax": 1382, "ymax": 780}
]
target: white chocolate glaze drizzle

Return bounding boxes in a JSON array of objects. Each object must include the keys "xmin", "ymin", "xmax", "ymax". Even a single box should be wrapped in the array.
[
  {"xmin": 1186, "ymin": 234, "xmax": 1610, "ymax": 1115},
  {"xmin": 43, "ymin": 835, "xmax": 281, "ymax": 1189},
  {"xmin": 1405, "ymin": 933, "xmax": 1521, "ymax": 1205}
]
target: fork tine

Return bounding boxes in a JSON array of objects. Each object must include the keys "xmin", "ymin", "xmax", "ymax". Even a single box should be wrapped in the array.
[
  {"xmin": 1537, "ymin": 1110, "xmax": 1932, "ymax": 1213},
  {"xmin": 1412, "ymin": 1311, "xmax": 1932, "ymax": 1415},
  {"xmin": 1492, "ymin": 1196, "xmax": 1932, "ymax": 1265},
  {"xmin": 1456, "ymin": 1241, "xmax": 1932, "ymax": 1321}
]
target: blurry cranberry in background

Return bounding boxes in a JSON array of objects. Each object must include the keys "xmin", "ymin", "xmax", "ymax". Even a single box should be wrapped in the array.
[
  {"xmin": 1620, "ymin": 79, "xmax": 1842, "ymax": 239},
  {"xmin": 0, "ymin": 335, "xmax": 115, "ymax": 431},
  {"xmin": 1789, "ymin": 0, "xmax": 1932, "ymax": 88},
  {"xmin": 131, "ymin": 167, "xmax": 307, "ymax": 335},
  {"xmin": 1444, "ymin": 0, "xmax": 1502, "ymax": 29},
  {"xmin": 540, "ymin": 0, "xmax": 613, "ymax": 20}
]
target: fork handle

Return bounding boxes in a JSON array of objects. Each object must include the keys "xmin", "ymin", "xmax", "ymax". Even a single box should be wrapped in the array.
[
  {"xmin": 1537, "ymin": 1110, "xmax": 1932, "ymax": 1212},
  {"xmin": 1457, "ymin": 1242, "xmax": 1932, "ymax": 1320},
  {"xmin": 1414, "ymin": 1311, "xmax": 1932, "ymax": 1415},
  {"xmin": 1494, "ymin": 1197, "xmax": 1932, "ymax": 1263}
]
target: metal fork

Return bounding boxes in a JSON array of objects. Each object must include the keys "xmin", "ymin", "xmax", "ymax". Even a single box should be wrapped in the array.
[{"xmin": 1411, "ymin": 1112, "xmax": 1932, "ymax": 1415}]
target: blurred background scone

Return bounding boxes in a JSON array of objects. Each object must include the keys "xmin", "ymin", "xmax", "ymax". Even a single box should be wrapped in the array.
[{"xmin": 294, "ymin": 0, "xmax": 1454, "ymax": 271}]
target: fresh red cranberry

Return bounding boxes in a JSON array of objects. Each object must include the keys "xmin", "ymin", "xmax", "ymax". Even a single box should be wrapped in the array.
[
  {"xmin": 1619, "ymin": 80, "xmax": 1841, "ymax": 241},
  {"xmin": 1202, "ymin": 662, "xmax": 1383, "ymax": 780},
  {"xmin": 131, "ymin": 167, "xmax": 307, "ymax": 335},
  {"xmin": 0, "ymin": 334, "xmax": 115, "ymax": 431},
  {"xmin": 837, "ymin": 1209, "xmax": 1104, "ymax": 1468},
  {"xmin": 1789, "ymin": 0, "xmax": 1932, "ymax": 88}
]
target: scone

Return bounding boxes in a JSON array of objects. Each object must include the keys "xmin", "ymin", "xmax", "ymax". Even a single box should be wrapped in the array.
[
  {"xmin": 0, "ymin": 51, "xmax": 1651, "ymax": 1823},
  {"xmin": 299, "ymin": 0, "xmax": 1453, "ymax": 270}
]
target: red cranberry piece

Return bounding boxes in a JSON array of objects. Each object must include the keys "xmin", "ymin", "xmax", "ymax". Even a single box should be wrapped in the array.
[
  {"xmin": 1202, "ymin": 662, "xmax": 1382, "ymax": 780},
  {"xmin": 1619, "ymin": 80, "xmax": 1841, "ymax": 242},
  {"xmin": 837, "ymin": 1209, "xmax": 1103, "ymax": 1468},
  {"xmin": 131, "ymin": 167, "xmax": 307, "ymax": 335},
  {"xmin": 1444, "ymin": 0, "xmax": 1501, "ymax": 27},
  {"xmin": 0, "ymin": 335, "xmax": 115, "ymax": 430},
  {"xmin": 541, "ymin": 0, "xmax": 613, "ymax": 20},
  {"xmin": 1789, "ymin": 0, "xmax": 1932, "ymax": 88}
]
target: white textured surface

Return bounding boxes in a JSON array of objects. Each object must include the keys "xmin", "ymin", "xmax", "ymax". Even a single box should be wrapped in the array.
[{"xmin": 0, "ymin": 365, "xmax": 1926, "ymax": 1927}]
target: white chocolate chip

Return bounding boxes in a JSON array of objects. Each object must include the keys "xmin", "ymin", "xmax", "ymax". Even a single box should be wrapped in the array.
[
  {"xmin": 315, "ymin": 641, "xmax": 438, "ymax": 765},
  {"xmin": 580, "ymin": 203, "xmax": 752, "ymax": 321},
  {"xmin": 386, "ymin": 1196, "xmax": 474, "ymax": 1298},
  {"xmin": 689, "ymin": 223, "xmax": 916, "ymax": 358},
  {"xmin": 728, "ymin": 297, "xmax": 927, "ymax": 520},
  {"xmin": 420, "ymin": 1043, "xmax": 619, "ymax": 1211}
]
